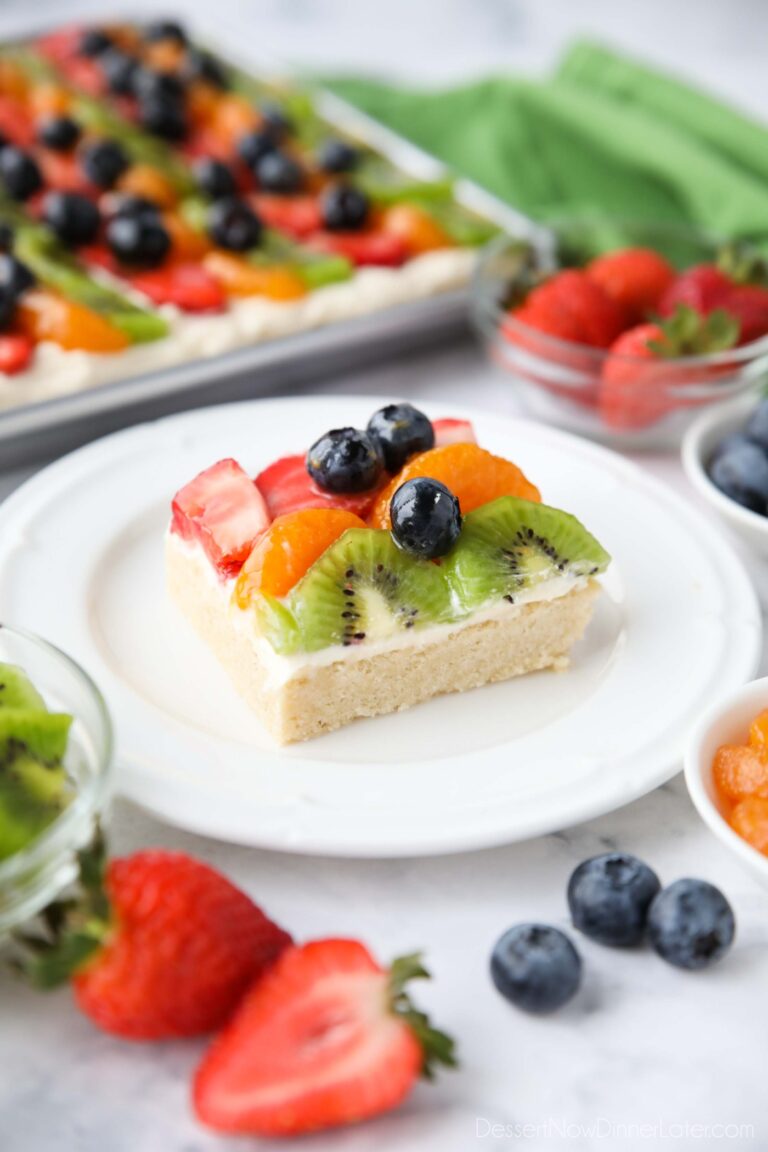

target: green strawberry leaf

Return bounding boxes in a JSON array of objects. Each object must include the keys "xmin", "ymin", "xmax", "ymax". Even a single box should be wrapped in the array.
[
  {"xmin": 388, "ymin": 952, "xmax": 458, "ymax": 1080},
  {"xmin": 649, "ymin": 304, "xmax": 739, "ymax": 358}
]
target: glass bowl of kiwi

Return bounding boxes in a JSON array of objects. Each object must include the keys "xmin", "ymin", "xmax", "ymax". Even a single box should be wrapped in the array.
[
  {"xmin": 0, "ymin": 625, "xmax": 113, "ymax": 935},
  {"xmin": 472, "ymin": 217, "xmax": 768, "ymax": 451}
]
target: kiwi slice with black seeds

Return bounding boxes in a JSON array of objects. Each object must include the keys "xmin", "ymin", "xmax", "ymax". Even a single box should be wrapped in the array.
[
  {"xmin": 443, "ymin": 496, "xmax": 610, "ymax": 613},
  {"xmin": 258, "ymin": 528, "xmax": 452, "ymax": 654}
]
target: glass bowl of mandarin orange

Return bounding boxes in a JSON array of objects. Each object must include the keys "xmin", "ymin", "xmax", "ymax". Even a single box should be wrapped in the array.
[
  {"xmin": 685, "ymin": 677, "xmax": 768, "ymax": 888},
  {"xmin": 472, "ymin": 218, "xmax": 768, "ymax": 450}
]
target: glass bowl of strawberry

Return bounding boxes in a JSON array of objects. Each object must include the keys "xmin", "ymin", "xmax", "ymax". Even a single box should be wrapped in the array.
[
  {"xmin": 472, "ymin": 219, "xmax": 768, "ymax": 449},
  {"xmin": 0, "ymin": 626, "xmax": 113, "ymax": 935}
]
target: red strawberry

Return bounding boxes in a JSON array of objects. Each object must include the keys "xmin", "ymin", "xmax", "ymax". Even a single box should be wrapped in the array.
[
  {"xmin": 0, "ymin": 333, "xmax": 34, "ymax": 375},
  {"xmin": 193, "ymin": 940, "xmax": 455, "ymax": 1136},
  {"xmin": 599, "ymin": 306, "xmax": 739, "ymax": 430},
  {"xmin": 659, "ymin": 264, "xmax": 733, "ymax": 318},
  {"xmin": 256, "ymin": 454, "xmax": 384, "ymax": 519},
  {"xmin": 432, "ymin": 417, "xmax": 476, "ymax": 446},
  {"xmin": 586, "ymin": 247, "xmax": 675, "ymax": 324},
  {"xmin": 251, "ymin": 195, "xmax": 323, "ymax": 239},
  {"xmin": 172, "ymin": 458, "xmax": 271, "ymax": 577},
  {"xmin": 724, "ymin": 284, "xmax": 768, "ymax": 345},
  {"xmin": 308, "ymin": 231, "xmax": 409, "ymax": 267},
  {"xmin": 130, "ymin": 265, "xmax": 226, "ymax": 313},
  {"xmin": 510, "ymin": 269, "xmax": 626, "ymax": 349},
  {"xmin": 15, "ymin": 840, "xmax": 292, "ymax": 1041}
]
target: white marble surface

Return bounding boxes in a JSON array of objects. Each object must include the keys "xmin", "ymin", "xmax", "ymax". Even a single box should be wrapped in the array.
[{"xmin": 2, "ymin": 2, "xmax": 768, "ymax": 1150}]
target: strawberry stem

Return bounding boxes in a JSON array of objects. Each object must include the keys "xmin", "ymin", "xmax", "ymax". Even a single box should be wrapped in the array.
[
  {"xmin": 8, "ymin": 825, "xmax": 113, "ymax": 988},
  {"xmin": 388, "ymin": 952, "xmax": 458, "ymax": 1080}
]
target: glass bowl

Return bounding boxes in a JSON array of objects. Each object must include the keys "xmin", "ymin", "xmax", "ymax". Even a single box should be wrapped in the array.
[
  {"xmin": 0, "ymin": 625, "xmax": 113, "ymax": 935},
  {"xmin": 472, "ymin": 218, "xmax": 768, "ymax": 450}
]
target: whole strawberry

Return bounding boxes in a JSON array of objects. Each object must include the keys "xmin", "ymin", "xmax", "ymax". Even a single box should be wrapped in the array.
[
  {"xmin": 510, "ymin": 269, "xmax": 626, "ymax": 349},
  {"xmin": 14, "ymin": 837, "xmax": 292, "ymax": 1040},
  {"xmin": 193, "ymin": 939, "xmax": 456, "ymax": 1136},
  {"xmin": 659, "ymin": 264, "xmax": 733, "ymax": 319},
  {"xmin": 586, "ymin": 247, "xmax": 675, "ymax": 324}
]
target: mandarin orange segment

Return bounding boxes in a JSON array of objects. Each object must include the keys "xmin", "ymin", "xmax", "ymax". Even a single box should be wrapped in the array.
[
  {"xmin": 29, "ymin": 82, "xmax": 72, "ymax": 117},
  {"xmin": 748, "ymin": 709, "xmax": 768, "ymax": 755},
  {"xmin": 203, "ymin": 252, "xmax": 307, "ymax": 300},
  {"xmin": 117, "ymin": 164, "xmax": 179, "ymax": 209},
  {"xmin": 713, "ymin": 744, "xmax": 768, "ymax": 803},
  {"xmin": 381, "ymin": 204, "xmax": 452, "ymax": 256},
  {"xmin": 729, "ymin": 796, "xmax": 768, "ymax": 854},
  {"xmin": 164, "ymin": 212, "xmax": 211, "ymax": 261},
  {"xmin": 234, "ymin": 509, "xmax": 366, "ymax": 604},
  {"xmin": 209, "ymin": 94, "xmax": 259, "ymax": 147},
  {"xmin": 368, "ymin": 443, "xmax": 541, "ymax": 528},
  {"xmin": 16, "ymin": 290, "xmax": 129, "ymax": 353}
]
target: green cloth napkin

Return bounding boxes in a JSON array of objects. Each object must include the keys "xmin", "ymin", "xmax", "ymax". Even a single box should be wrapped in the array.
[{"xmin": 323, "ymin": 42, "xmax": 768, "ymax": 247}]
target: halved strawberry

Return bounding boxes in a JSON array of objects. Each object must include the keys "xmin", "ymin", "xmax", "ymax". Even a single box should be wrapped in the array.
[
  {"xmin": 0, "ymin": 333, "xmax": 34, "ymax": 375},
  {"xmin": 193, "ymin": 940, "xmax": 455, "ymax": 1137},
  {"xmin": 256, "ymin": 454, "xmax": 385, "ymax": 520},
  {"xmin": 171, "ymin": 458, "xmax": 271, "ymax": 578},
  {"xmin": 130, "ymin": 265, "xmax": 226, "ymax": 313},
  {"xmin": 307, "ymin": 231, "xmax": 408, "ymax": 267},
  {"xmin": 432, "ymin": 417, "xmax": 476, "ymax": 446},
  {"xmin": 251, "ymin": 194, "xmax": 323, "ymax": 239}
]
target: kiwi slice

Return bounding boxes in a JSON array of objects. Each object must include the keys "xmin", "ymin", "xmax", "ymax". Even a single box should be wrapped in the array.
[
  {"xmin": 0, "ymin": 665, "xmax": 74, "ymax": 860},
  {"xmin": 258, "ymin": 528, "xmax": 452, "ymax": 654},
  {"xmin": 443, "ymin": 496, "xmax": 610, "ymax": 613},
  {"xmin": 0, "ymin": 663, "xmax": 46, "ymax": 711}
]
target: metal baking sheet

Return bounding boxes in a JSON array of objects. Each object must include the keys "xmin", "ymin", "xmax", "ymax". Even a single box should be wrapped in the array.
[{"xmin": 0, "ymin": 24, "xmax": 540, "ymax": 467}]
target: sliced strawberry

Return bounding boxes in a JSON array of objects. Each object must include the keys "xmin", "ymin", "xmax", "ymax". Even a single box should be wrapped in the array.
[
  {"xmin": 36, "ymin": 148, "xmax": 95, "ymax": 196},
  {"xmin": 256, "ymin": 454, "xmax": 385, "ymax": 519},
  {"xmin": 130, "ymin": 264, "xmax": 226, "ymax": 313},
  {"xmin": 171, "ymin": 458, "xmax": 271, "ymax": 578},
  {"xmin": 308, "ymin": 231, "xmax": 409, "ymax": 267},
  {"xmin": 0, "ymin": 96, "xmax": 35, "ymax": 149},
  {"xmin": 35, "ymin": 27, "xmax": 84, "ymax": 63},
  {"xmin": 193, "ymin": 940, "xmax": 455, "ymax": 1137},
  {"xmin": 432, "ymin": 417, "xmax": 476, "ymax": 446},
  {"xmin": 251, "ymin": 194, "xmax": 323, "ymax": 240},
  {"xmin": 0, "ymin": 333, "xmax": 34, "ymax": 375}
]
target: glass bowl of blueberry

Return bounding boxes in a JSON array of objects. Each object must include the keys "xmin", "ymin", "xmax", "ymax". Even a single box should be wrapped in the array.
[
  {"xmin": 472, "ymin": 217, "xmax": 768, "ymax": 450},
  {"xmin": 682, "ymin": 393, "xmax": 768, "ymax": 555}
]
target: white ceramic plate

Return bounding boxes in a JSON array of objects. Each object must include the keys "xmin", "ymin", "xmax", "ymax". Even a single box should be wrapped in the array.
[{"xmin": 0, "ymin": 397, "xmax": 760, "ymax": 857}]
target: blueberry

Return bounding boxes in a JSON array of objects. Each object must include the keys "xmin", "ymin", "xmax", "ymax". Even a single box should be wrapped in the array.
[
  {"xmin": 139, "ymin": 96, "xmax": 187, "ymax": 141},
  {"xmin": 237, "ymin": 129, "xmax": 277, "ymax": 169},
  {"xmin": 320, "ymin": 183, "xmax": 369, "ymax": 232},
  {"xmin": 0, "ymin": 148, "xmax": 42, "ymax": 201},
  {"xmin": 711, "ymin": 432, "xmax": 759, "ymax": 461},
  {"xmin": 106, "ymin": 214, "xmax": 171, "ymax": 267},
  {"xmin": 306, "ymin": 428, "xmax": 384, "ymax": 494},
  {"xmin": 100, "ymin": 48, "xmax": 138, "ymax": 96},
  {"xmin": 0, "ymin": 253, "xmax": 35, "ymax": 300},
  {"xmin": 367, "ymin": 402, "xmax": 435, "ymax": 472},
  {"xmin": 38, "ymin": 115, "xmax": 81, "ymax": 152},
  {"xmin": 144, "ymin": 20, "xmax": 187, "ymax": 44},
  {"xmin": 78, "ymin": 29, "xmax": 113, "ymax": 57},
  {"xmin": 259, "ymin": 100, "xmax": 293, "ymax": 142},
  {"xmin": 194, "ymin": 158, "xmax": 237, "ymax": 200},
  {"xmin": 317, "ymin": 138, "xmax": 360, "ymax": 174},
  {"xmin": 182, "ymin": 49, "xmax": 229, "ymax": 90},
  {"xmin": 133, "ymin": 67, "xmax": 185, "ymax": 105},
  {"xmin": 80, "ymin": 139, "xmax": 130, "ymax": 189},
  {"xmin": 567, "ymin": 852, "xmax": 661, "ymax": 947},
  {"xmin": 709, "ymin": 442, "xmax": 768, "ymax": 515},
  {"xmin": 42, "ymin": 192, "xmax": 101, "ymax": 247},
  {"xmin": 744, "ymin": 398, "xmax": 768, "ymax": 451},
  {"xmin": 109, "ymin": 194, "xmax": 162, "ymax": 221},
  {"xmin": 390, "ymin": 478, "xmax": 462, "ymax": 559},
  {"xmin": 647, "ymin": 879, "xmax": 735, "ymax": 970},
  {"xmin": 208, "ymin": 198, "xmax": 262, "ymax": 252},
  {"xmin": 490, "ymin": 924, "xmax": 582, "ymax": 1015},
  {"xmin": 255, "ymin": 151, "xmax": 303, "ymax": 195}
]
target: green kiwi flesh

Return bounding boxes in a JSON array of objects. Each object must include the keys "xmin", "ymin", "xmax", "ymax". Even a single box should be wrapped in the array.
[
  {"xmin": 443, "ymin": 496, "xmax": 610, "ymax": 612},
  {"xmin": 258, "ymin": 528, "xmax": 452, "ymax": 654},
  {"xmin": 0, "ymin": 664, "xmax": 74, "ymax": 861}
]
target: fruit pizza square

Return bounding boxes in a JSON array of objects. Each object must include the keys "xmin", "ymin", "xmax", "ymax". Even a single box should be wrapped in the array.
[
  {"xmin": 0, "ymin": 19, "xmax": 496, "ymax": 408},
  {"xmin": 167, "ymin": 402, "xmax": 611, "ymax": 742}
]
